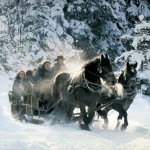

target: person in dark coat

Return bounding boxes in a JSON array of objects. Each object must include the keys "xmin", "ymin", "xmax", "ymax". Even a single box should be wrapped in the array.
[
  {"xmin": 12, "ymin": 70, "xmax": 26, "ymax": 115},
  {"xmin": 18, "ymin": 70, "xmax": 35, "ymax": 118},
  {"xmin": 51, "ymin": 55, "xmax": 68, "ymax": 79},
  {"xmin": 35, "ymin": 60, "xmax": 52, "ymax": 83},
  {"xmin": 12, "ymin": 70, "xmax": 26, "ymax": 102},
  {"xmin": 23, "ymin": 70, "xmax": 34, "ymax": 96},
  {"xmin": 34, "ymin": 60, "xmax": 53, "ymax": 110},
  {"xmin": 25, "ymin": 70, "xmax": 34, "ymax": 83}
]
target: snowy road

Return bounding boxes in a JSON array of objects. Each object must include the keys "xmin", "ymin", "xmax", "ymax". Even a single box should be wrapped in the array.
[{"xmin": 0, "ymin": 75, "xmax": 150, "ymax": 150}]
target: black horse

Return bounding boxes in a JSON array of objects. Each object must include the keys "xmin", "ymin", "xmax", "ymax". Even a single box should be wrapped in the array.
[
  {"xmin": 51, "ymin": 54, "xmax": 116, "ymax": 130},
  {"xmin": 97, "ymin": 62, "xmax": 137, "ymax": 130}
]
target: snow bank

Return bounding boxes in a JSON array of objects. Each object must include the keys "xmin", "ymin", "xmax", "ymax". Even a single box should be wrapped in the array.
[{"xmin": 0, "ymin": 75, "xmax": 150, "ymax": 150}]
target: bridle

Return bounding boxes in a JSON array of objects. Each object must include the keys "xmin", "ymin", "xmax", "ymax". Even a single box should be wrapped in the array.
[
  {"xmin": 121, "ymin": 69, "xmax": 137, "ymax": 91},
  {"xmin": 85, "ymin": 63, "xmax": 114, "ymax": 80},
  {"xmin": 68, "ymin": 61, "xmax": 115, "ymax": 94},
  {"xmin": 81, "ymin": 63, "xmax": 114, "ymax": 93}
]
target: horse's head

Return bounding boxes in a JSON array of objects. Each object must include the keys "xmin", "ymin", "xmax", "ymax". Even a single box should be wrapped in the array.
[
  {"xmin": 83, "ymin": 54, "xmax": 116, "ymax": 84},
  {"xmin": 122, "ymin": 62, "xmax": 137, "ymax": 91},
  {"xmin": 126, "ymin": 62, "xmax": 137, "ymax": 77},
  {"xmin": 99, "ymin": 54, "xmax": 116, "ymax": 85}
]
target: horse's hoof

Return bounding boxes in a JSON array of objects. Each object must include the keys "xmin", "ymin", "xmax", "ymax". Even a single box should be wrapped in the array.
[
  {"xmin": 121, "ymin": 124, "xmax": 127, "ymax": 131},
  {"xmin": 80, "ymin": 123, "xmax": 91, "ymax": 131}
]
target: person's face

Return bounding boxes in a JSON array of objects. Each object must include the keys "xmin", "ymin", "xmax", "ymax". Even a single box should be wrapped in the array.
[
  {"xmin": 44, "ymin": 62, "xmax": 51, "ymax": 70},
  {"xmin": 32, "ymin": 69, "xmax": 37, "ymax": 76},
  {"xmin": 19, "ymin": 71, "xmax": 25, "ymax": 79},
  {"xmin": 57, "ymin": 59, "xmax": 64, "ymax": 64}
]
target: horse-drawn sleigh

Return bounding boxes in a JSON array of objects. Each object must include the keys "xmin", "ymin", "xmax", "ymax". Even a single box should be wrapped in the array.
[
  {"xmin": 8, "ymin": 54, "xmax": 138, "ymax": 131},
  {"xmin": 8, "ymin": 82, "xmax": 50, "ymax": 124}
]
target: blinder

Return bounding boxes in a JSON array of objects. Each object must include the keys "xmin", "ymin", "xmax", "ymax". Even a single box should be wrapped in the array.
[
  {"xmin": 130, "ymin": 67, "xmax": 137, "ymax": 74},
  {"xmin": 131, "ymin": 68, "xmax": 135, "ymax": 73},
  {"xmin": 97, "ymin": 66, "xmax": 103, "ymax": 73}
]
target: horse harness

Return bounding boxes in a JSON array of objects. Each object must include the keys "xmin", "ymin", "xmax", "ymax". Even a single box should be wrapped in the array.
[
  {"xmin": 67, "ymin": 64, "xmax": 116, "ymax": 94},
  {"xmin": 67, "ymin": 72, "xmax": 102, "ymax": 95}
]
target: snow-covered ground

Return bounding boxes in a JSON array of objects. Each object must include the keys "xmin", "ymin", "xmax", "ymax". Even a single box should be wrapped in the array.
[{"xmin": 0, "ymin": 73, "xmax": 150, "ymax": 150}]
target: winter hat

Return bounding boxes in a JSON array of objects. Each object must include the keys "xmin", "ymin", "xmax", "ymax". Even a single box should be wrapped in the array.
[
  {"xmin": 26, "ymin": 70, "xmax": 33, "ymax": 76},
  {"xmin": 55, "ymin": 55, "xmax": 65, "ymax": 61}
]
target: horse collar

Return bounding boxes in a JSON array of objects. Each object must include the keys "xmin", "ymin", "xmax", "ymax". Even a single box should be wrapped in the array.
[{"xmin": 81, "ymin": 73, "xmax": 102, "ymax": 93}]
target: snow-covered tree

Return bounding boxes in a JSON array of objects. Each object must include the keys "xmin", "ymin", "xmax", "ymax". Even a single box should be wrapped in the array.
[
  {"xmin": 116, "ymin": 15, "xmax": 150, "ymax": 71},
  {"xmin": 0, "ymin": 0, "xmax": 150, "ymax": 74},
  {"xmin": 0, "ymin": 0, "xmax": 81, "ymax": 73}
]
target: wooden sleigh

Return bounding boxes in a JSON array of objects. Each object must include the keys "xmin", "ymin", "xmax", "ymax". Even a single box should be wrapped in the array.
[{"xmin": 8, "ymin": 82, "xmax": 50, "ymax": 124}]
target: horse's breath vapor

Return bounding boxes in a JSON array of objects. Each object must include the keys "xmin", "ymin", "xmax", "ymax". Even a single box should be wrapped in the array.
[
  {"xmin": 65, "ymin": 58, "xmax": 85, "ymax": 74},
  {"xmin": 100, "ymin": 79, "xmax": 125, "ymax": 99},
  {"xmin": 114, "ymin": 83, "xmax": 125, "ymax": 99}
]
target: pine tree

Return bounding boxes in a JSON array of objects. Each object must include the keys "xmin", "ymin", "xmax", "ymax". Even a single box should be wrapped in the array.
[
  {"xmin": 0, "ymin": 0, "xmax": 150, "ymax": 73},
  {"xmin": 116, "ymin": 15, "xmax": 150, "ymax": 71}
]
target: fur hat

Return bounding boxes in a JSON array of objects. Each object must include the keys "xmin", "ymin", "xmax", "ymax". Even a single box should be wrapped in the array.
[{"xmin": 55, "ymin": 55, "xmax": 65, "ymax": 61}]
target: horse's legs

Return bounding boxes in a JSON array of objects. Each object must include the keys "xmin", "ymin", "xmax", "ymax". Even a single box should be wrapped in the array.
[
  {"xmin": 87, "ymin": 107, "xmax": 95, "ymax": 125},
  {"xmin": 115, "ymin": 114, "xmax": 123, "ymax": 130},
  {"xmin": 96, "ymin": 103, "xmax": 110, "ymax": 129},
  {"xmin": 97, "ymin": 109, "xmax": 109, "ymax": 129},
  {"xmin": 79, "ymin": 106, "xmax": 91, "ymax": 131},
  {"xmin": 65, "ymin": 104, "xmax": 74, "ymax": 123},
  {"xmin": 80, "ymin": 106, "xmax": 88, "ymax": 124},
  {"xmin": 111, "ymin": 103, "xmax": 128, "ymax": 131}
]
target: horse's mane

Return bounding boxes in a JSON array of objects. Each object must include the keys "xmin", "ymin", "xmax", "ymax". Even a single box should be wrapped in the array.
[
  {"xmin": 83, "ymin": 54, "xmax": 111, "ymax": 70},
  {"xmin": 82, "ymin": 57, "xmax": 102, "ymax": 82},
  {"xmin": 83, "ymin": 57, "xmax": 101, "ymax": 69}
]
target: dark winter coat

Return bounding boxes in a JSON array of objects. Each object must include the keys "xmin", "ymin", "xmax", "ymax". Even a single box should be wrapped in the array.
[
  {"xmin": 33, "ymin": 65, "xmax": 53, "ymax": 105},
  {"xmin": 35, "ymin": 66, "xmax": 52, "ymax": 82},
  {"xmin": 23, "ymin": 76, "xmax": 34, "ymax": 94},
  {"xmin": 12, "ymin": 78, "xmax": 26, "ymax": 103}
]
